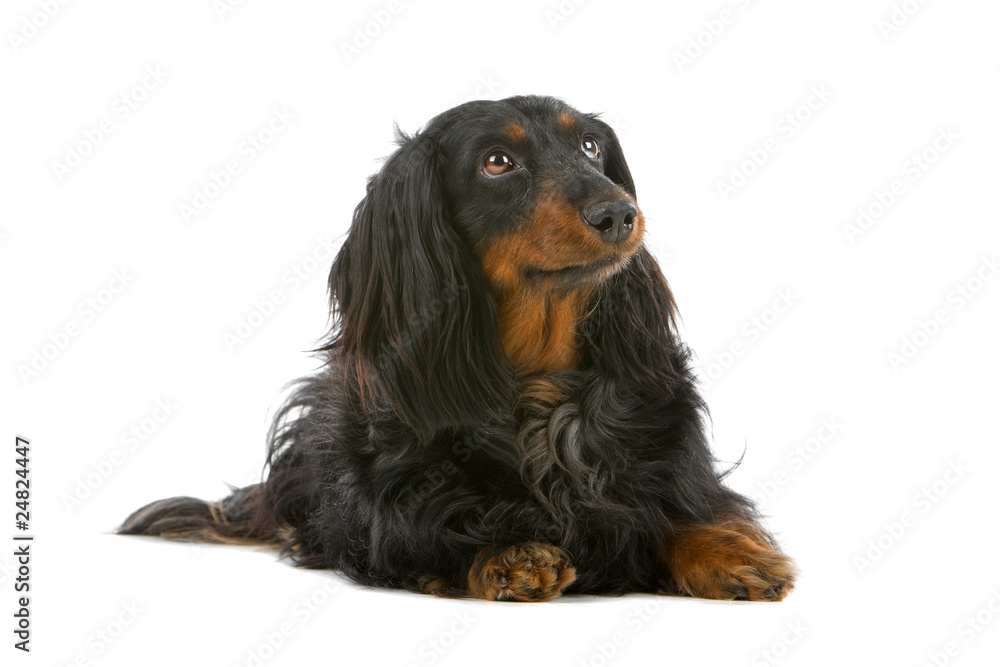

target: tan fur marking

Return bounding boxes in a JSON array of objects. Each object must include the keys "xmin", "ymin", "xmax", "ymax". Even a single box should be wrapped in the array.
[
  {"xmin": 419, "ymin": 576, "xmax": 452, "ymax": 597},
  {"xmin": 480, "ymin": 185, "xmax": 644, "ymax": 376},
  {"xmin": 495, "ymin": 289, "xmax": 589, "ymax": 375},
  {"xmin": 558, "ymin": 111, "xmax": 577, "ymax": 131},
  {"xmin": 503, "ymin": 123, "xmax": 527, "ymax": 142},
  {"xmin": 660, "ymin": 520, "xmax": 798, "ymax": 601}
]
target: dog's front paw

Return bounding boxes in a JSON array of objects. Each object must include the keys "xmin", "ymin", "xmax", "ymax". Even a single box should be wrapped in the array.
[
  {"xmin": 664, "ymin": 521, "xmax": 797, "ymax": 602},
  {"xmin": 468, "ymin": 542, "xmax": 577, "ymax": 601}
]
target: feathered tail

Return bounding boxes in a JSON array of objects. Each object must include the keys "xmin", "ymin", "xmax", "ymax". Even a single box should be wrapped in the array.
[{"xmin": 117, "ymin": 483, "xmax": 282, "ymax": 546}]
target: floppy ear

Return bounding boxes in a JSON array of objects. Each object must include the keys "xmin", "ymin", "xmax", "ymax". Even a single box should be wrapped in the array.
[
  {"xmin": 584, "ymin": 246, "xmax": 687, "ymax": 386},
  {"xmin": 326, "ymin": 131, "xmax": 516, "ymax": 442},
  {"xmin": 594, "ymin": 119, "xmax": 636, "ymax": 198}
]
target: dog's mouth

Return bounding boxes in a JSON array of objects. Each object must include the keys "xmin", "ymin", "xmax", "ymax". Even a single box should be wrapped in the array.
[
  {"xmin": 523, "ymin": 256, "xmax": 630, "ymax": 285},
  {"xmin": 479, "ymin": 199, "xmax": 645, "ymax": 295}
]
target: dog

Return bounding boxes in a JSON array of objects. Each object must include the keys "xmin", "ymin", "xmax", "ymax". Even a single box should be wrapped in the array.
[{"xmin": 120, "ymin": 95, "xmax": 797, "ymax": 602}]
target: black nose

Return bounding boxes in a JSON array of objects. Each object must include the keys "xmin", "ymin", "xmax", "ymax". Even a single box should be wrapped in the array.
[{"xmin": 583, "ymin": 200, "xmax": 637, "ymax": 244}]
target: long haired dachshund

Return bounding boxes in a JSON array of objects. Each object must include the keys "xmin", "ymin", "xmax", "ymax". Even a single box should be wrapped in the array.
[{"xmin": 121, "ymin": 95, "xmax": 797, "ymax": 602}]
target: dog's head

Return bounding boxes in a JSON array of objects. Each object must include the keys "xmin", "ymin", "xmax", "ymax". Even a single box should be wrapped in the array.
[
  {"xmin": 432, "ymin": 96, "xmax": 645, "ymax": 294},
  {"xmin": 327, "ymin": 96, "xmax": 676, "ymax": 441}
]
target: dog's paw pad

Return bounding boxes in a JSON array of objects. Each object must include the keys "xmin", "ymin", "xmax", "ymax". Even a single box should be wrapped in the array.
[{"xmin": 470, "ymin": 542, "xmax": 576, "ymax": 601}]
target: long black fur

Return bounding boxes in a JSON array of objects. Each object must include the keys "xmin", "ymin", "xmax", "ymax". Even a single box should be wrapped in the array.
[{"xmin": 121, "ymin": 96, "xmax": 780, "ymax": 597}]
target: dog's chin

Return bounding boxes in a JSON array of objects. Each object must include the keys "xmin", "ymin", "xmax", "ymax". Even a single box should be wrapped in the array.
[{"xmin": 523, "ymin": 255, "xmax": 632, "ymax": 291}]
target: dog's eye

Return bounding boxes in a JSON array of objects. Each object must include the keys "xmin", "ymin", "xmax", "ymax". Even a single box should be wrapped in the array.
[
  {"xmin": 581, "ymin": 137, "xmax": 601, "ymax": 159},
  {"xmin": 483, "ymin": 152, "xmax": 516, "ymax": 177}
]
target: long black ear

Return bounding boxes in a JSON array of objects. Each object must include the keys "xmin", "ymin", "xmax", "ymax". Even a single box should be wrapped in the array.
[
  {"xmin": 594, "ymin": 118, "xmax": 636, "ymax": 198},
  {"xmin": 325, "ymin": 131, "xmax": 516, "ymax": 442},
  {"xmin": 584, "ymin": 246, "xmax": 686, "ymax": 386}
]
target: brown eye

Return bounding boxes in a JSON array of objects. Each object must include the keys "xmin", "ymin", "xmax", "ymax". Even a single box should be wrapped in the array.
[
  {"xmin": 581, "ymin": 137, "xmax": 600, "ymax": 159},
  {"xmin": 483, "ymin": 152, "xmax": 516, "ymax": 176}
]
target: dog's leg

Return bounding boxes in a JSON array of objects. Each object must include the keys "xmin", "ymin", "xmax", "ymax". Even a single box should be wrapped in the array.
[
  {"xmin": 466, "ymin": 542, "xmax": 577, "ymax": 601},
  {"xmin": 659, "ymin": 519, "xmax": 797, "ymax": 601}
]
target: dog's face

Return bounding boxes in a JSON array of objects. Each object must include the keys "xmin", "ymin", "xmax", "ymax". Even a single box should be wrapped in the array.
[
  {"xmin": 433, "ymin": 97, "xmax": 646, "ymax": 295},
  {"xmin": 328, "ymin": 96, "xmax": 661, "ymax": 435}
]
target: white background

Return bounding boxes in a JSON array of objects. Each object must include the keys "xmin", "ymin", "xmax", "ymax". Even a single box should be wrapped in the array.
[{"xmin": 3, "ymin": 1, "xmax": 999, "ymax": 665}]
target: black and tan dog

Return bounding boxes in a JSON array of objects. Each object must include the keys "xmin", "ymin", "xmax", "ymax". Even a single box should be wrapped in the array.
[{"xmin": 121, "ymin": 95, "xmax": 796, "ymax": 602}]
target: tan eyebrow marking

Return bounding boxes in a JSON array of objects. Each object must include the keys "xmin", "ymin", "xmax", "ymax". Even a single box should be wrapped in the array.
[{"xmin": 503, "ymin": 123, "xmax": 527, "ymax": 141}]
